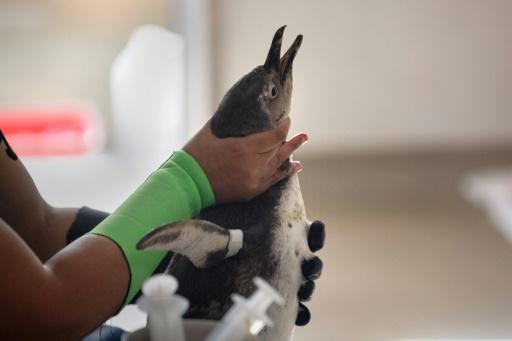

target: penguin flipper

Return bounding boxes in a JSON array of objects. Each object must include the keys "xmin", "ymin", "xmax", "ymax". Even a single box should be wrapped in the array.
[{"xmin": 136, "ymin": 220, "xmax": 240, "ymax": 268}]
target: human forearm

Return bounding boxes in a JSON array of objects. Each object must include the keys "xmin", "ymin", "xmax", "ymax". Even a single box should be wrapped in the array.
[
  {"xmin": 0, "ymin": 221, "xmax": 127, "ymax": 341},
  {"xmin": 40, "ymin": 206, "xmax": 80, "ymax": 260},
  {"xmin": 0, "ymin": 140, "xmax": 76, "ymax": 261},
  {"xmin": 0, "ymin": 151, "xmax": 213, "ymax": 339},
  {"xmin": 90, "ymin": 150, "xmax": 215, "ymax": 305},
  {"xmin": 38, "ymin": 235, "xmax": 129, "ymax": 340}
]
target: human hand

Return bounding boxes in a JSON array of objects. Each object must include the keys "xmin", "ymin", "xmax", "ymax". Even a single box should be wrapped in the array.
[
  {"xmin": 183, "ymin": 117, "xmax": 307, "ymax": 204},
  {"xmin": 296, "ymin": 220, "xmax": 325, "ymax": 326}
]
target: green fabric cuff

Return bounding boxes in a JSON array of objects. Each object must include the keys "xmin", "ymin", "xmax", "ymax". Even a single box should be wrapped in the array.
[{"xmin": 89, "ymin": 150, "xmax": 215, "ymax": 306}]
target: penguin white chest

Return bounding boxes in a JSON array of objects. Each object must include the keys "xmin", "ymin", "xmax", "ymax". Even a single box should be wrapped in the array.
[
  {"xmin": 275, "ymin": 174, "xmax": 312, "ymax": 262},
  {"xmin": 264, "ymin": 174, "xmax": 313, "ymax": 340}
]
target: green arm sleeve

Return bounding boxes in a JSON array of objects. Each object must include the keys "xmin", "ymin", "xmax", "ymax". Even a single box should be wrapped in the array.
[{"xmin": 89, "ymin": 150, "xmax": 215, "ymax": 305}]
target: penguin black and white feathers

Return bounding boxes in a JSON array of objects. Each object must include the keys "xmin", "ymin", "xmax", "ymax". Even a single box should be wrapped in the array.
[
  {"xmin": 211, "ymin": 25, "xmax": 302, "ymax": 138},
  {"xmin": 137, "ymin": 26, "xmax": 321, "ymax": 341}
]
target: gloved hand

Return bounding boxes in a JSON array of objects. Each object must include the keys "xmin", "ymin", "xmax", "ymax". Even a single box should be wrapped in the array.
[{"xmin": 296, "ymin": 220, "xmax": 325, "ymax": 326}]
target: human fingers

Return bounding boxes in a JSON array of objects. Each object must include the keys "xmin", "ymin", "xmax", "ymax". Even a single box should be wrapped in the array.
[
  {"xmin": 265, "ymin": 133, "xmax": 307, "ymax": 170},
  {"xmin": 265, "ymin": 160, "xmax": 302, "ymax": 189}
]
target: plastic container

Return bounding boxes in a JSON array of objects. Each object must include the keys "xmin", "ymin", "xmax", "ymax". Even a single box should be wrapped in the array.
[
  {"xmin": 125, "ymin": 276, "xmax": 283, "ymax": 341},
  {"xmin": 110, "ymin": 25, "xmax": 186, "ymax": 173},
  {"xmin": 122, "ymin": 320, "xmax": 217, "ymax": 341}
]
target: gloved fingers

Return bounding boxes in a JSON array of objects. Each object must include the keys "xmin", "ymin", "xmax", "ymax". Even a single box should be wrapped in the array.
[
  {"xmin": 298, "ymin": 280, "xmax": 315, "ymax": 301},
  {"xmin": 308, "ymin": 220, "xmax": 325, "ymax": 252},
  {"xmin": 302, "ymin": 256, "xmax": 323, "ymax": 280},
  {"xmin": 295, "ymin": 303, "xmax": 311, "ymax": 326}
]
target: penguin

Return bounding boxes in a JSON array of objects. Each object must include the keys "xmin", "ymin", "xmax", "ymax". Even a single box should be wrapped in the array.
[{"xmin": 137, "ymin": 26, "xmax": 325, "ymax": 340}]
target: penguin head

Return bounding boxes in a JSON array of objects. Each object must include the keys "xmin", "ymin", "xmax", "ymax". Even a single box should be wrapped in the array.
[{"xmin": 211, "ymin": 26, "xmax": 303, "ymax": 138}]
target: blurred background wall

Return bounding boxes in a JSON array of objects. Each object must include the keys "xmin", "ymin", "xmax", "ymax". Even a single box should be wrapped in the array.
[
  {"xmin": 2, "ymin": 0, "xmax": 512, "ymax": 154},
  {"xmin": 2, "ymin": 1, "xmax": 512, "ymax": 340},
  {"xmin": 212, "ymin": 0, "xmax": 512, "ymax": 155},
  {"xmin": 0, "ymin": 0, "xmax": 169, "ymax": 121}
]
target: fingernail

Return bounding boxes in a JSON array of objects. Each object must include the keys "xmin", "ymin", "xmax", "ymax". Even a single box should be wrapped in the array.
[
  {"xmin": 294, "ymin": 162, "xmax": 303, "ymax": 173},
  {"xmin": 301, "ymin": 133, "xmax": 309, "ymax": 145}
]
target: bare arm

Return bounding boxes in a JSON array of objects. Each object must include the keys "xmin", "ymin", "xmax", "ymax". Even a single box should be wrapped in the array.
[
  {"xmin": 0, "ymin": 134, "xmax": 77, "ymax": 261},
  {"xmin": 0, "ymin": 135, "xmax": 125, "ymax": 339},
  {"xmin": 0, "ymin": 219, "xmax": 128, "ymax": 340}
]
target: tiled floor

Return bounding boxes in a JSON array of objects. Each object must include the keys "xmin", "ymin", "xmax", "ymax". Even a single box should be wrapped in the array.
[{"xmin": 293, "ymin": 150, "xmax": 512, "ymax": 341}]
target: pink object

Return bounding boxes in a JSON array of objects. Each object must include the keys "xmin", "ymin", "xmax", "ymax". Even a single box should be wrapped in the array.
[{"xmin": 0, "ymin": 105, "xmax": 97, "ymax": 156}]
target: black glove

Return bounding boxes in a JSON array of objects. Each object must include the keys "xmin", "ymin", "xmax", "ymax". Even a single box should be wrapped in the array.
[
  {"xmin": 67, "ymin": 206, "xmax": 109, "ymax": 244},
  {"xmin": 296, "ymin": 220, "xmax": 325, "ymax": 326}
]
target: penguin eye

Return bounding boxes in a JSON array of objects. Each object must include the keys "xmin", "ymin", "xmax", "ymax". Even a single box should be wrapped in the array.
[{"xmin": 270, "ymin": 85, "xmax": 278, "ymax": 98}]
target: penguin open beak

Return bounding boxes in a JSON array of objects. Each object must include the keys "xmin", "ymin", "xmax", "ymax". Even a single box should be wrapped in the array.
[
  {"xmin": 279, "ymin": 34, "xmax": 302, "ymax": 83},
  {"xmin": 264, "ymin": 26, "xmax": 285, "ymax": 71},
  {"xmin": 263, "ymin": 26, "xmax": 303, "ymax": 84}
]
